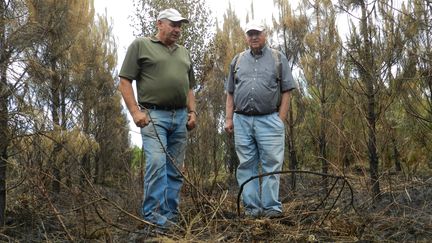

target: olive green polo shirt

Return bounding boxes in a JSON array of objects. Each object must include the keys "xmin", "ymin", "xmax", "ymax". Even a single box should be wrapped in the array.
[{"xmin": 119, "ymin": 37, "xmax": 195, "ymax": 107}]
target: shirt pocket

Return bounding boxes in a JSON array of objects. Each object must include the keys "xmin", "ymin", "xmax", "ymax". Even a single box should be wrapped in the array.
[
  {"xmin": 235, "ymin": 64, "xmax": 250, "ymax": 84},
  {"xmin": 261, "ymin": 67, "xmax": 278, "ymax": 89}
]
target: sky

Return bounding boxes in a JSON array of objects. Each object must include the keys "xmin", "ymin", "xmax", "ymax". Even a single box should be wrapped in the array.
[
  {"xmin": 93, "ymin": 0, "xmax": 297, "ymax": 147},
  {"xmin": 93, "ymin": 0, "xmax": 286, "ymax": 70}
]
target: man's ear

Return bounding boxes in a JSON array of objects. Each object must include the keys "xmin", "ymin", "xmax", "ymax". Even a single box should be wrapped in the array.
[{"xmin": 156, "ymin": 20, "xmax": 163, "ymax": 27}]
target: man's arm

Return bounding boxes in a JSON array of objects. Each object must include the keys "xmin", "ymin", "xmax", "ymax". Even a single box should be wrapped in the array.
[
  {"xmin": 186, "ymin": 89, "xmax": 197, "ymax": 130},
  {"xmin": 118, "ymin": 77, "xmax": 149, "ymax": 127},
  {"xmin": 224, "ymin": 92, "xmax": 234, "ymax": 133},
  {"xmin": 278, "ymin": 91, "xmax": 292, "ymax": 121}
]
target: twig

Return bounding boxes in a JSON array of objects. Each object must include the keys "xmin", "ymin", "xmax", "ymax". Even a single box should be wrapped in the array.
[
  {"xmin": 93, "ymin": 203, "xmax": 156, "ymax": 235},
  {"xmin": 318, "ymin": 179, "xmax": 346, "ymax": 226},
  {"xmin": 79, "ymin": 169, "xmax": 157, "ymax": 229},
  {"xmin": 44, "ymin": 198, "xmax": 106, "ymax": 216},
  {"xmin": 310, "ymin": 178, "xmax": 341, "ymax": 212},
  {"xmin": 34, "ymin": 179, "xmax": 74, "ymax": 241},
  {"xmin": 237, "ymin": 170, "xmax": 360, "ymax": 220},
  {"xmin": 196, "ymin": 190, "xmax": 229, "ymax": 236}
]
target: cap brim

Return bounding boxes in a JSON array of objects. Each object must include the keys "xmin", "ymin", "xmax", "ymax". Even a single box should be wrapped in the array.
[
  {"xmin": 245, "ymin": 28, "xmax": 264, "ymax": 33},
  {"xmin": 167, "ymin": 17, "xmax": 189, "ymax": 23}
]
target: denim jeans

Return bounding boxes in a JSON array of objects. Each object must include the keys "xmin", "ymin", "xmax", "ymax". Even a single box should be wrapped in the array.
[
  {"xmin": 140, "ymin": 108, "xmax": 188, "ymax": 226},
  {"xmin": 233, "ymin": 112, "xmax": 284, "ymax": 215}
]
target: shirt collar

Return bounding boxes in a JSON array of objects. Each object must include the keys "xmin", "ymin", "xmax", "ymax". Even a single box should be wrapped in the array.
[
  {"xmin": 150, "ymin": 36, "xmax": 179, "ymax": 50},
  {"xmin": 248, "ymin": 45, "xmax": 269, "ymax": 57}
]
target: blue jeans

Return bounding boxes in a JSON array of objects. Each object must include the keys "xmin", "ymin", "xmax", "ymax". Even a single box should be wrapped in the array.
[
  {"xmin": 140, "ymin": 108, "xmax": 188, "ymax": 226},
  {"xmin": 233, "ymin": 112, "xmax": 284, "ymax": 215}
]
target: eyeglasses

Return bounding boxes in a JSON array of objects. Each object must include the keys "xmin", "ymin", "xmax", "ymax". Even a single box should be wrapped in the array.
[
  {"xmin": 246, "ymin": 31, "xmax": 262, "ymax": 37},
  {"xmin": 160, "ymin": 19, "xmax": 183, "ymax": 28}
]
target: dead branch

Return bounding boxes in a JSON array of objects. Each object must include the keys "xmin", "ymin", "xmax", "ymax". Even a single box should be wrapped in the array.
[{"xmin": 237, "ymin": 170, "xmax": 360, "ymax": 222}]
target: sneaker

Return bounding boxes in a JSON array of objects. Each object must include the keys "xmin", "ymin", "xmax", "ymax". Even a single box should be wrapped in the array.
[
  {"xmin": 167, "ymin": 214, "xmax": 180, "ymax": 224},
  {"xmin": 133, "ymin": 225, "xmax": 159, "ymax": 239},
  {"xmin": 158, "ymin": 218, "xmax": 181, "ymax": 233},
  {"xmin": 244, "ymin": 210, "xmax": 261, "ymax": 219},
  {"xmin": 263, "ymin": 210, "xmax": 283, "ymax": 219}
]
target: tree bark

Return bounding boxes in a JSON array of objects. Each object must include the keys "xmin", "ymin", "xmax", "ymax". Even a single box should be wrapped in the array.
[
  {"xmin": 287, "ymin": 101, "xmax": 298, "ymax": 191},
  {"xmin": 360, "ymin": 1, "xmax": 380, "ymax": 197},
  {"xmin": 392, "ymin": 136, "xmax": 402, "ymax": 172},
  {"xmin": 50, "ymin": 59, "xmax": 61, "ymax": 194},
  {"xmin": 367, "ymin": 94, "xmax": 380, "ymax": 197},
  {"xmin": 319, "ymin": 109, "xmax": 328, "ymax": 191},
  {"xmin": 81, "ymin": 89, "xmax": 91, "ymax": 184},
  {"xmin": 0, "ymin": 0, "xmax": 9, "ymax": 226},
  {"xmin": 0, "ymin": 57, "xmax": 8, "ymax": 227}
]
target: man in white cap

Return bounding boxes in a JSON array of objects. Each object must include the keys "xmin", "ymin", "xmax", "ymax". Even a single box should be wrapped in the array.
[
  {"xmin": 225, "ymin": 20, "xmax": 296, "ymax": 219},
  {"xmin": 119, "ymin": 8, "xmax": 197, "ymax": 229}
]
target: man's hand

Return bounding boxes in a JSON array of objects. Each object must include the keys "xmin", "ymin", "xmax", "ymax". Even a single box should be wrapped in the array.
[
  {"xmin": 224, "ymin": 118, "xmax": 234, "ymax": 134},
  {"xmin": 186, "ymin": 111, "xmax": 197, "ymax": 131},
  {"xmin": 132, "ymin": 110, "xmax": 150, "ymax": 128}
]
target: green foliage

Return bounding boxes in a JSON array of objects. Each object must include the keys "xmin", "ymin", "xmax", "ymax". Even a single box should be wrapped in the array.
[
  {"xmin": 299, "ymin": 0, "xmax": 344, "ymax": 176},
  {"xmin": 7, "ymin": 0, "xmax": 130, "ymax": 192},
  {"xmin": 130, "ymin": 146, "xmax": 144, "ymax": 169},
  {"xmin": 187, "ymin": 4, "xmax": 246, "ymax": 187}
]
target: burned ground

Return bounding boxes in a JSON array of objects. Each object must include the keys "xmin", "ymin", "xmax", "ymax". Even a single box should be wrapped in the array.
[{"xmin": 2, "ymin": 172, "xmax": 431, "ymax": 242}]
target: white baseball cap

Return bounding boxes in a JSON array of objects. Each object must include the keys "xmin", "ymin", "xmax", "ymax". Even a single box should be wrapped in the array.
[
  {"xmin": 157, "ymin": 8, "xmax": 189, "ymax": 23},
  {"xmin": 245, "ymin": 20, "xmax": 265, "ymax": 33}
]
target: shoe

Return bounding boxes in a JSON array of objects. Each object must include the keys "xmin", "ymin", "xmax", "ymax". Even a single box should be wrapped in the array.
[
  {"xmin": 158, "ymin": 218, "xmax": 181, "ymax": 233},
  {"xmin": 152, "ymin": 226, "xmax": 170, "ymax": 235},
  {"xmin": 263, "ymin": 210, "xmax": 283, "ymax": 219},
  {"xmin": 137, "ymin": 224, "xmax": 170, "ymax": 235},
  {"xmin": 244, "ymin": 210, "xmax": 261, "ymax": 219},
  {"xmin": 167, "ymin": 214, "xmax": 180, "ymax": 224}
]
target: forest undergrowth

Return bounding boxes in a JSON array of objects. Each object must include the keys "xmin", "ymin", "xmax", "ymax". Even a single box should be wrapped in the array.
[{"xmin": 2, "ymin": 172, "xmax": 431, "ymax": 242}]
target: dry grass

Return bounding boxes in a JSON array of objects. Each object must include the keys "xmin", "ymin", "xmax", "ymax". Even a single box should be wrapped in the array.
[{"xmin": 1, "ymin": 172, "xmax": 431, "ymax": 242}]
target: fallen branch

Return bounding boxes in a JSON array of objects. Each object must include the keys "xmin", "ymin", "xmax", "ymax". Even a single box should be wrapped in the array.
[{"xmin": 237, "ymin": 170, "xmax": 360, "ymax": 222}]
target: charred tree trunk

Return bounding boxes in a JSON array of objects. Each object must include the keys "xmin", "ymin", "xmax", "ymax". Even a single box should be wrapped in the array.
[
  {"xmin": 392, "ymin": 136, "xmax": 402, "ymax": 172},
  {"xmin": 287, "ymin": 101, "xmax": 298, "ymax": 191},
  {"xmin": 367, "ymin": 93, "xmax": 380, "ymax": 197},
  {"xmin": 0, "ymin": 53, "xmax": 8, "ymax": 228},
  {"xmin": 226, "ymin": 134, "xmax": 239, "ymax": 177},
  {"xmin": 81, "ymin": 96, "xmax": 91, "ymax": 184},
  {"xmin": 319, "ymin": 110, "xmax": 328, "ymax": 192},
  {"xmin": 0, "ymin": 0, "xmax": 9, "ymax": 226},
  {"xmin": 360, "ymin": 1, "xmax": 380, "ymax": 197},
  {"xmin": 50, "ymin": 60, "xmax": 61, "ymax": 194}
]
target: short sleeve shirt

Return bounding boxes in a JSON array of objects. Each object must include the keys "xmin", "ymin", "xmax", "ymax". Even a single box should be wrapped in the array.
[
  {"xmin": 226, "ymin": 45, "xmax": 296, "ymax": 115},
  {"xmin": 119, "ymin": 37, "xmax": 195, "ymax": 107}
]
